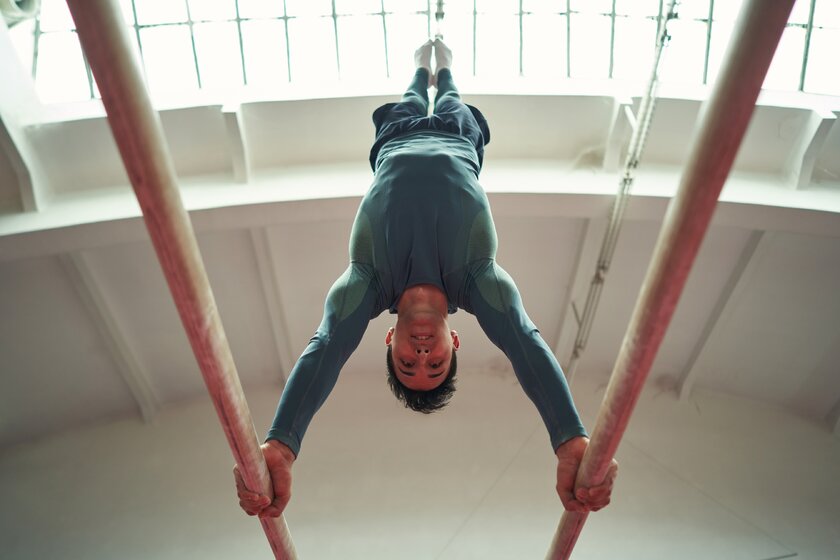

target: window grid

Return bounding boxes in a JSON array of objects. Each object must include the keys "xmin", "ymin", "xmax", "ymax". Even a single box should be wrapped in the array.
[
  {"xmin": 380, "ymin": 0, "xmax": 390, "ymax": 78},
  {"xmin": 16, "ymin": 0, "xmax": 838, "ymax": 103},
  {"xmin": 330, "ymin": 0, "xmax": 341, "ymax": 76},
  {"xmin": 518, "ymin": 0, "xmax": 524, "ymax": 76},
  {"xmin": 799, "ymin": 0, "xmax": 816, "ymax": 90},
  {"xmin": 566, "ymin": 0, "xmax": 571, "ymax": 78},
  {"xmin": 703, "ymin": 0, "xmax": 714, "ymax": 83},
  {"xmin": 183, "ymin": 0, "xmax": 203, "ymax": 89},
  {"xmin": 282, "ymin": 0, "xmax": 292, "ymax": 82},
  {"xmin": 608, "ymin": 0, "xmax": 616, "ymax": 78},
  {"xmin": 30, "ymin": 16, "xmax": 41, "ymax": 79},
  {"xmin": 233, "ymin": 0, "xmax": 248, "ymax": 85}
]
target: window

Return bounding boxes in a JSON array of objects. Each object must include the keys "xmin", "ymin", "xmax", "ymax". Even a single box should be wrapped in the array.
[{"xmin": 7, "ymin": 0, "xmax": 839, "ymax": 104}]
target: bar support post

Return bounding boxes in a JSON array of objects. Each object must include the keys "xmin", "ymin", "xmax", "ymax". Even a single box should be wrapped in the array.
[
  {"xmin": 546, "ymin": 1, "xmax": 794, "ymax": 558},
  {"xmin": 65, "ymin": 1, "xmax": 297, "ymax": 558}
]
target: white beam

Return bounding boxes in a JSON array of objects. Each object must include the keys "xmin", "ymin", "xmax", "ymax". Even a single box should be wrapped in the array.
[
  {"xmin": 677, "ymin": 230, "xmax": 766, "ymax": 400},
  {"xmin": 59, "ymin": 251, "xmax": 160, "ymax": 421},
  {"xmin": 602, "ymin": 96, "xmax": 634, "ymax": 173},
  {"xmin": 0, "ymin": 117, "xmax": 47, "ymax": 211},
  {"xmin": 784, "ymin": 107, "xmax": 835, "ymax": 190},
  {"xmin": 250, "ymin": 227, "xmax": 295, "ymax": 382},
  {"xmin": 0, "ymin": 22, "xmax": 48, "ymax": 211},
  {"xmin": 552, "ymin": 218, "xmax": 608, "ymax": 369},
  {"xmin": 222, "ymin": 104, "xmax": 251, "ymax": 184}
]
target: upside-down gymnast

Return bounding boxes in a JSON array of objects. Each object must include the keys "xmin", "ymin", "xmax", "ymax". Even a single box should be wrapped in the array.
[{"xmin": 234, "ymin": 39, "xmax": 618, "ymax": 518}]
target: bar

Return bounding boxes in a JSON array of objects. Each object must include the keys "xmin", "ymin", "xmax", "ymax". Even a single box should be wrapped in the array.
[
  {"xmin": 546, "ymin": 1, "xmax": 795, "ymax": 558},
  {"xmin": 65, "ymin": 1, "xmax": 298, "ymax": 558}
]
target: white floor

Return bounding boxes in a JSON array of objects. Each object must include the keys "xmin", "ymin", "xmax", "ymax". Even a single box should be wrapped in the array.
[{"xmin": 1, "ymin": 365, "xmax": 838, "ymax": 559}]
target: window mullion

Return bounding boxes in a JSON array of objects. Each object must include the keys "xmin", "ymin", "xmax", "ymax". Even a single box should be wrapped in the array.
[
  {"xmin": 799, "ymin": 0, "xmax": 817, "ymax": 91},
  {"xmin": 184, "ymin": 0, "xmax": 202, "ymax": 88}
]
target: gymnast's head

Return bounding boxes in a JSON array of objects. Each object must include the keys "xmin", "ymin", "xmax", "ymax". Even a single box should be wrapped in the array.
[{"xmin": 384, "ymin": 289, "xmax": 460, "ymax": 413}]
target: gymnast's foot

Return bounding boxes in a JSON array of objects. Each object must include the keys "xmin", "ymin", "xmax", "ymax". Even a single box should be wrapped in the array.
[
  {"xmin": 415, "ymin": 40, "xmax": 434, "ymax": 86},
  {"xmin": 433, "ymin": 38, "xmax": 452, "ymax": 80}
]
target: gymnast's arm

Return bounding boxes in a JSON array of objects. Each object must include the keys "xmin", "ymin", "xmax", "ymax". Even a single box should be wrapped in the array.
[
  {"xmin": 233, "ymin": 263, "xmax": 380, "ymax": 517},
  {"xmin": 465, "ymin": 261, "xmax": 617, "ymax": 512}
]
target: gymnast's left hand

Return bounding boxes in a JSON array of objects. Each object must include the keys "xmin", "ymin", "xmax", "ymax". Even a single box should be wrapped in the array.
[{"xmin": 554, "ymin": 436, "xmax": 618, "ymax": 513}]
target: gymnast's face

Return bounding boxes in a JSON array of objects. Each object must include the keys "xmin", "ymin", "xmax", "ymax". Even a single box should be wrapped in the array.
[{"xmin": 385, "ymin": 320, "xmax": 459, "ymax": 391}]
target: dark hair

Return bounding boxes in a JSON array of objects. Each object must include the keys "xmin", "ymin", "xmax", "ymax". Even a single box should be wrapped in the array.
[{"xmin": 385, "ymin": 345, "xmax": 457, "ymax": 414}]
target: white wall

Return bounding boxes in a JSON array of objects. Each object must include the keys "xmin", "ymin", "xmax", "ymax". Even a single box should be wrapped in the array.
[{"xmin": 1, "ymin": 365, "xmax": 838, "ymax": 559}]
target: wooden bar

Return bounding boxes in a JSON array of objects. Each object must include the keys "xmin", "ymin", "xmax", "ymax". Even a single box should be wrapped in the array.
[
  {"xmin": 546, "ymin": 1, "xmax": 795, "ymax": 558},
  {"xmin": 65, "ymin": 1, "xmax": 297, "ymax": 558}
]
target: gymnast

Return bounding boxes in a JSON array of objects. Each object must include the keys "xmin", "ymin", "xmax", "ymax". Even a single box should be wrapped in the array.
[{"xmin": 234, "ymin": 39, "xmax": 618, "ymax": 519}]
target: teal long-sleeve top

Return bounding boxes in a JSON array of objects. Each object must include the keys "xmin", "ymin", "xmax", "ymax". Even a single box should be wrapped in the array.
[{"xmin": 267, "ymin": 131, "xmax": 587, "ymax": 456}]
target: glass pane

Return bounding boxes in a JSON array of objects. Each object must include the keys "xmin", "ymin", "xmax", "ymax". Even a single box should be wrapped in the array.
[
  {"xmin": 134, "ymin": 0, "xmax": 189, "ymax": 25},
  {"xmin": 238, "ymin": 0, "xmax": 285, "ymax": 19},
  {"xmin": 241, "ymin": 19, "xmax": 289, "ymax": 87},
  {"xmin": 443, "ymin": 0, "xmax": 477, "ymax": 15},
  {"xmin": 706, "ymin": 19, "xmax": 734, "ymax": 84},
  {"xmin": 188, "ymin": 0, "xmax": 236, "ymax": 21},
  {"xmin": 475, "ymin": 0, "xmax": 519, "ymax": 14},
  {"xmin": 713, "ymin": 0, "xmax": 745, "ymax": 22},
  {"xmin": 35, "ymin": 32, "xmax": 90, "ymax": 103},
  {"xmin": 612, "ymin": 15, "xmax": 657, "ymax": 81},
  {"xmin": 616, "ymin": 0, "xmax": 659, "ymax": 17},
  {"xmin": 335, "ymin": 0, "xmax": 383, "ymax": 15},
  {"xmin": 117, "ymin": 0, "xmax": 138, "ymax": 24},
  {"xmin": 193, "ymin": 22, "xmax": 244, "ymax": 90},
  {"xmin": 803, "ymin": 28, "xmax": 840, "ymax": 95},
  {"xmin": 386, "ymin": 14, "xmax": 433, "ymax": 77},
  {"xmin": 475, "ymin": 13, "xmax": 519, "ymax": 77},
  {"xmin": 522, "ymin": 13, "xmax": 567, "ymax": 77},
  {"xmin": 523, "ymin": 0, "xmax": 567, "ymax": 14},
  {"xmin": 438, "ymin": 10, "xmax": 474, "ymax": 76},
  {"xmin": 287, "ymin": 17, "xmax": 338, "ymax": 81},
  {"xmin": 337, "ymin": 15, "xmax": 387, "ymax": 79},
  {"xmin": 8, "ymin": 19, "xmax": 36, "ymax": 77},
  {"xmin": 569, "ymin": 13, "xmax": 611, "ymax": 79},
  {"xmin": 677, "ymin": 0, "xmax": 710, "ymax": 21},
  {"xmin": 813, "ymin": 0, "xmax": 840, "ymax": 28},
  {"xmin": 570, "ymin": 0, "xmax": 613, "ymax": 15},
  {"xmin": 658, "ymin": 17, "xmax": 706, "ymax": 85},
  {"xmin": 285, "ymin": 0, "xmax": 333, "ymax": 17},
  {"xmin": 139, "ymin": 25, "xmax": 198, "ymax": 97},
  {"xmin": 762, "ymin": 26, "xmax": 804, "ymax": 91},
  {"xmin": 788, "ymin": 0, "xmax": 812, "ymax": 25},
  {"xmin": 39, "ymin": 0, "xmax": 75, "ymax": 31},
  {"xmin": 384, "ymin": 0, "xmax": 429, "ymax": 13}
]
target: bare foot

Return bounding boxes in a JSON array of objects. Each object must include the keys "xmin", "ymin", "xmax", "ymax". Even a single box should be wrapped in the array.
[
  {"xmin": 434, "ymin": 38, "xmax": 452, "ymax": 77},
  {"xmin": 414, "ymin": 40, "xmax": 434, "ymax": 85}
]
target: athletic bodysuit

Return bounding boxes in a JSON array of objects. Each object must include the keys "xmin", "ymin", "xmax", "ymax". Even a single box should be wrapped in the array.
[{"xmin": 267, "ymin": 69, "xmax": 587, "ymax": 456}]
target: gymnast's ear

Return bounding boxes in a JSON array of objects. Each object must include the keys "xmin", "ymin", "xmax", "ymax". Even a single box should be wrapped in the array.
[
  {"xmin": 385, "ymin": 326, "xmax": 395, "ymax": 345},
  {"xmin": 451, "ymin": 330, "xmax": 460, "ymax": 350}
]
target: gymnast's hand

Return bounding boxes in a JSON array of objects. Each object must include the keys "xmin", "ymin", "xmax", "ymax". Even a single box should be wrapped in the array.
[
  {"xmin": 233, "ymin": 440, "xmax": 296, "ymax": 518},
  {"xmin": 555, "ymin": 436, "xmax": 618, "ymax": 513}
]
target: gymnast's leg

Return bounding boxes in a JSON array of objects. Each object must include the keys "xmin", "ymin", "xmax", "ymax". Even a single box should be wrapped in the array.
[
  {"xmin": 430, "ymin": 39, "xmax": 491, "ymax": 167},
  {"xmin": 401, "ymin": 40, "xmax": 434, "ymax": 115},
  {"xmin": 432, "ymin": 39, "xmax": 461, "ymax": 112},
  {"xmin": 369, "ymin": 40, "xmax": 435, "ymax": 169}
]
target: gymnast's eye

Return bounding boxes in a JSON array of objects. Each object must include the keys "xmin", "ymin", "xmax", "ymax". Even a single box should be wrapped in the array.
[
  {"xmin": 402, "ymin": 360, "xmax": 414, "ymax": 368},
  {"xmin": 430, "ymin": 362, "xmax": 441, "ymax": 369}
]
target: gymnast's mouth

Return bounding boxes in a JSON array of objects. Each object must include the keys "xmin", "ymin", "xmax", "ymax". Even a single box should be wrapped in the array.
[{"xmin": 411, "ymin": 335, "xmax": 433, "ymax": 340}]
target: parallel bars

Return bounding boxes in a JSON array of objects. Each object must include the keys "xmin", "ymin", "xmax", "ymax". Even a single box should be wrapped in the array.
[
  {"xmin": 65, "ymin": 1, "xmax": 297, "ymax": 558},
  {"xmin": 546, "ymin": 0, "xmax": 795, "ymax": 558},
  {"xmin": 61, "ymin": 0, "xmax": 795, "ymax": 557}
]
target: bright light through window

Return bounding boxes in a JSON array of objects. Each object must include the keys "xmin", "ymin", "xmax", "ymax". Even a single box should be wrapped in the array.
[{"xmin": 6, "ymin": 0, "xmax": 840, "ymax": 105}]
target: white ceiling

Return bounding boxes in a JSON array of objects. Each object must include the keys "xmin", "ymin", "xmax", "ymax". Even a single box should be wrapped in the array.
[
  {"xmin": 2, "ymin": 16, "xmax": 840, "ymax": 559},
  {"xmin": 2, "ymin": 15, "xmax": 840, "ymax": 458}
]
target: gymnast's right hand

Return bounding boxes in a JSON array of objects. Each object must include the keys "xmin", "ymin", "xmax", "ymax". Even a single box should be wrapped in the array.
[{"xmin": 233, "ymin": 440, "xmax": 295, "ymax": 517}]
